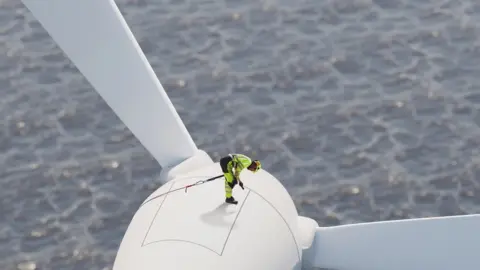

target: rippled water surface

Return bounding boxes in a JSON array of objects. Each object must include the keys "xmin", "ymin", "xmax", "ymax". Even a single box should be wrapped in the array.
[{"xmin": 2, "ymin": 0, "xmax": 480, "ymax": 269}]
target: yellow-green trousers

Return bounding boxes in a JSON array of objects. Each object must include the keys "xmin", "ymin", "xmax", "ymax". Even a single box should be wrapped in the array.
[
  {"xmin": 220, "ymin": 156, "xmax": 237, "ymax": 198},
  {"xmin": 224, "ymin": 172, "xmax": 235, "ymax": 198}
]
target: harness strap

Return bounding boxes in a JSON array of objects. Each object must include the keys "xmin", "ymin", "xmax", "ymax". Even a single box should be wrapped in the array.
[{"xmin": 228, "ymin": 154, "xmax": 237, "ymax": 175}]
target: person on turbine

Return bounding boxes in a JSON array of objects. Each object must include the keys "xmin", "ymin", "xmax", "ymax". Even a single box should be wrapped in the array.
[{"xmin": 220, "ymin": 153, "xmax": 261, "ymax": 204}]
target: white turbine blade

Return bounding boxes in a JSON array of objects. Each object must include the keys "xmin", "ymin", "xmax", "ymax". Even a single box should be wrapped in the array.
[
  {"xmin": 20, "ymin": 0, "xmax": 198, "ymax": 169},
  {"xmin": 303, "ymin": 214, "xmax": 480, "ymax": 270}
]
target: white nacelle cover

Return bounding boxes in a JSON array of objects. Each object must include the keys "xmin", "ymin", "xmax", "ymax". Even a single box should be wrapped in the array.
[{"xmin": 113, "ymin": 163, "xmax": 303, "ymax": 270}]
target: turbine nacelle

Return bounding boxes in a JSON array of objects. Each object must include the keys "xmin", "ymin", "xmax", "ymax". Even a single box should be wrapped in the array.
[{"xmin": 113, "ymin": 157, "xmax": 317, "ymax": 270}]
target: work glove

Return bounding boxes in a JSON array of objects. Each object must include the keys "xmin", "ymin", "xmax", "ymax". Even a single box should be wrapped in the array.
[{"xmin": 239, "ymin": 181, "xmax": 244, "ymax": 190}]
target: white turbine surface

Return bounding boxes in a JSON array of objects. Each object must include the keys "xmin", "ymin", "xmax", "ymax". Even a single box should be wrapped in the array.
[{"xmin": 19, "ymin": 0, "xmax": 480, "ymax": 270}]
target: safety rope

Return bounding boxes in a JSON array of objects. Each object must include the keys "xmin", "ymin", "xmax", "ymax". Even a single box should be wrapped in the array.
[{"xmin": 140, "ymin": 174, "xmax": 224, "ymax": 207}]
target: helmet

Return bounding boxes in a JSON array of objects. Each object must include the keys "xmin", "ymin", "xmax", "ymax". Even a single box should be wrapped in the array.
[{"xmin": 249, "ymin": 160, "xmax": 261, "ymax": 173}]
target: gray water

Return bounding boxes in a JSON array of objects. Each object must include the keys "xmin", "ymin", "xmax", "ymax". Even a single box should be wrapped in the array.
[{"xmin": 2, "ymin": 0, "xmax": 480, "ymax": 269}]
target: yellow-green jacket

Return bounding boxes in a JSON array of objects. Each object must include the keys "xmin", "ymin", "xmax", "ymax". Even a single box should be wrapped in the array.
[{"xmin": 227, "ymin": 153, "xmax": 253, "ymax": 180}]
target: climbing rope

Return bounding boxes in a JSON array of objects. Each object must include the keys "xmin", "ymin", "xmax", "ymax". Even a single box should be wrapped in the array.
[{"xmin": 140, "ymin": 174, "xmax": 224, "ymax": 207}]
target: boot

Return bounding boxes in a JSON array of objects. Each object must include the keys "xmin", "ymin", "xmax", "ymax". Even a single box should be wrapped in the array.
[{"xmin": 225, "ymin": 197, "xmax": 238, "ymax": 204}]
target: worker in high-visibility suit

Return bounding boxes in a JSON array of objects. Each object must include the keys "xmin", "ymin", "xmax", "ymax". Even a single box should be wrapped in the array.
[{"xmin": 219, "ymin": 153, "xmax": 261, "ymax": 204}]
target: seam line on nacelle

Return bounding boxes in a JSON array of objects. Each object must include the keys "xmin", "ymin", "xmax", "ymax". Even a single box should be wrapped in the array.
[
  {"xmin": 247, "ymin": 188, "xmax": 301, "ymax": 260},
  {"xmin": 142, "ymin": 239, "xmax": 221, "ymax": 255},
  {"xmin": 139, "ymin": 184, "xmax": 301, "ymax": 260},
  {"xmin": 220, "ymin": 190, "xmax": 251, "ymax": 255},
  {"xmin": 142, "ymin": 181, "xmax": 175, "ymax": 246},
  {"xmin": 139, "ymin": 187, "xmax": 252, "ymax": 256}
]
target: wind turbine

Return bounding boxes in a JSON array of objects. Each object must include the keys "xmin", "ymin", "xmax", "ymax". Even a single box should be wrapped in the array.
[{"xmin": 19, "ymin": 1, "xmax": 480, "ymax": 270}]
